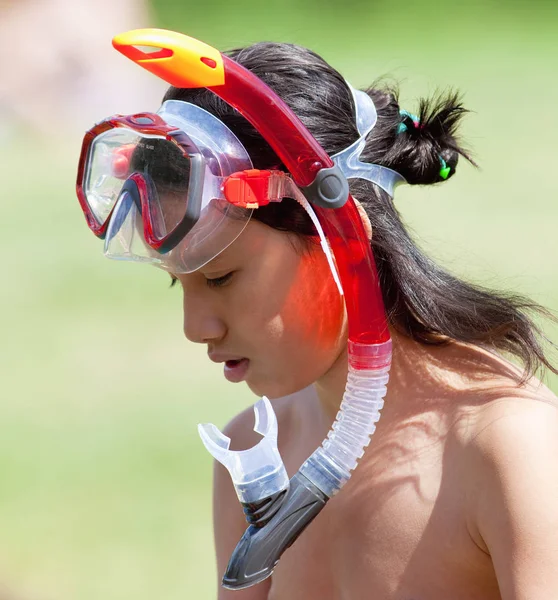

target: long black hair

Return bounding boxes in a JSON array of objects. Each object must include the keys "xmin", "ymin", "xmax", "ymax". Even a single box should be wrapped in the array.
[{"xmin": 164, "ymin": 41, "xmax": 557, "ymax": 378}]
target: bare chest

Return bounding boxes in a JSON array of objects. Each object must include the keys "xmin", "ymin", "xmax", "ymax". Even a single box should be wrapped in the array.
[{"xmin": 268, "ymin": 410, "xmax": 500, "ymax": 600}]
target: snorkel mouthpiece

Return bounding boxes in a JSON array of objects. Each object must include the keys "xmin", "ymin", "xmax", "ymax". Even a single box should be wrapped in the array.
[
  {"xmin": 198, "ymin": 398, "xmax": 289, "ymax": 505},
  {"xmin": 199, "ymin": 399, "xmax": 329, "ymax": 589}
]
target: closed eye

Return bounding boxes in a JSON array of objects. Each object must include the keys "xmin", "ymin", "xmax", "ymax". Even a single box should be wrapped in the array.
[{"xmin": 205, "ymin": 272, "xmax": 234, "ymax": 288}]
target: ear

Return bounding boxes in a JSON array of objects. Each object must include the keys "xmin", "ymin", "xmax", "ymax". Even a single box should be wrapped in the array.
[{"xmin": 353, "ymin": 198, "xmax": 372, "ymax": 241}]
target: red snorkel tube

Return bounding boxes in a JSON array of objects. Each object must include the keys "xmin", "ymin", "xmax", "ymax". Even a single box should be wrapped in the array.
[{"xmin": 113, "ymin": 29, "xmax": 392, "ymax": 589}]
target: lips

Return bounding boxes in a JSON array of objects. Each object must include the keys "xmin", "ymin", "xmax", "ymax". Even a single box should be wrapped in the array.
[
  {"xmin": 208, "ymin": 353, "xmax": 250, "ymax": 383},
  {"xmin": 208, "ymin": 353, "xmax": 246, "ymax": 364},
  {"xmin": 223, "ymin": 358, "xmax": 250, "ymax": 383}
]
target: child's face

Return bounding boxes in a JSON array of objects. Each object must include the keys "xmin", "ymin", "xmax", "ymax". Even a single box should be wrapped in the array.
[{"xmin": 173, "ymin": 219, "xmax": 346, "ymax": 398}]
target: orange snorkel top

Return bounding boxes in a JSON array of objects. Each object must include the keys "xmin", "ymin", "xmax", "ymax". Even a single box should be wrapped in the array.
[{"xmin": 112, "ymin": 29, "xmax": 226, "ymax": 89}]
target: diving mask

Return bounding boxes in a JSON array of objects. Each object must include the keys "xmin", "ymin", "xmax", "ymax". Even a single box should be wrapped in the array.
[{"xmin": 77, "ymin": 80, "xmax": 404, "ymax": 276}]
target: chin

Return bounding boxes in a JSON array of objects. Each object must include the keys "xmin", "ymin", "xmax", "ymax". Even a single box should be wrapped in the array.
[{"xmin": 245, "ymin": 375, "xmax": 309, "ymax": 400}]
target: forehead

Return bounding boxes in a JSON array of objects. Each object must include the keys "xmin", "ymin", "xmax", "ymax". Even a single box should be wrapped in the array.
[{"xmin": 206, "ymin": 219, "xmax": 303, "ymax": 265}]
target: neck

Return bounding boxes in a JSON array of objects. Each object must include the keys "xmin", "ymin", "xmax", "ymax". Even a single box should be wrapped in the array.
[
  {"xmin": 313, "ymin": 344, "xmax": 349, "ymax": 422},
  {"xmin": 314, "ymin": 330, "xmax": 458, "ymax": 425}
]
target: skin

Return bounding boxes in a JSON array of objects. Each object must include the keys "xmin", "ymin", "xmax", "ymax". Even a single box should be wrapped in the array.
[
  {"xmin": 173, "ymin": 219, "xmax": 558, "ymax": 600},
  {"xmin": 177, "ymin": 219, "xmax": 346, "ymax": 399}
]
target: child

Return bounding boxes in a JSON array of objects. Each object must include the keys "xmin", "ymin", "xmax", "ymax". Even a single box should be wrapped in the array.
[
  {"xmin": 164, "ymin": 42, "xmax": 558, "ymax": 599},
  {"xmin": 80, "ymin": 37, "xmax": 558, "ymax": 599}
]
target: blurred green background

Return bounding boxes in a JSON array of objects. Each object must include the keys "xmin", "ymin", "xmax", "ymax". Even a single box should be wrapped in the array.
[{"xmin": 1, "ymin": 1, "xmax": 557, "ymax": 598}]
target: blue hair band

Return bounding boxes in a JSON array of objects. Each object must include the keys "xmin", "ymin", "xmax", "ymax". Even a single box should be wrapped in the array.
[{"xmin": 397, "ymin": 110, "xmax": 451, "ymax": 180}]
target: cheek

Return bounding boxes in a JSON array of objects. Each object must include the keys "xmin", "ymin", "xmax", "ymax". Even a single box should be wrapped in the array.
[
  {"xmin": 228, "ymin": 229, "xmax": 346, "ymax": 397},
  {"xmin": 264, "ymin": 248, "xmax": 346, "ymax": 390},
  {"xmin": 234, "ymin": 236, "xmax": 345, "ymax": 346},
  {"xmin": 283, "ymin": 254, "xmax": 345, "ymax": 350}
]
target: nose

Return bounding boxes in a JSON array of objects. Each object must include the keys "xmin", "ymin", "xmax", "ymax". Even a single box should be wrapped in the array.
[{"xmin": 182, "ymin": 289, "xmax": 227, "ymax": 344}]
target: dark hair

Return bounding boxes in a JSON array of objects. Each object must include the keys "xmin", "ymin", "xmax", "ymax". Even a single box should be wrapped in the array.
[{"xmin": 163, "ymin": 42, "xmax": 557, "ymax": 378}]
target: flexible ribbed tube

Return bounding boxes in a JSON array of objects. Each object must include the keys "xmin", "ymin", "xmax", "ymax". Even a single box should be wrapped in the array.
[{"xmin": 300, "ymin": 341, "xmax": 391, "ymax": 497}]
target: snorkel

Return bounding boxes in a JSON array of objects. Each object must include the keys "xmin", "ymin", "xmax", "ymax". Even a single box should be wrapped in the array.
[{"xmin": 111, "ymin": 28, "xmax": 400, "ymax": 589}]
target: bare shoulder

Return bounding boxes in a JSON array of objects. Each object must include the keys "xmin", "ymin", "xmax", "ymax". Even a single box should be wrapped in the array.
[
  {"xmin": 466, "ymin": 375, "xmax": 558, "ymax": 462},
  {"xmin": 438, "ymin": 342, "xmax": 558, "ymax": 435},
  {"xmin": 455, "ymin": 355, "xmax": 558, "ymax": 553},
  {"xmin": 466, "ymin": 365, "xmax": 558, "ymax": 443},
  {"xmin": 454, "ymin": 344, "xmax": 558, "ymax": 454},
  {"xmin": 460, "ymin": 383, "xmax": 558, "ymax": 599}
]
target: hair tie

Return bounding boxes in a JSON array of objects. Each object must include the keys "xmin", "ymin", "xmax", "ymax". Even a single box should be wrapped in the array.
[
  {"xmin": 397, "ymin": 109, "xmax": 420, "ymax": 134},
  {"xmin": 397, "ymin": 109, "xmax": 452, "ymax": 181},
  {"xmin": 438, "ymin": 156, "xmax": 451, "ymax": 180}
]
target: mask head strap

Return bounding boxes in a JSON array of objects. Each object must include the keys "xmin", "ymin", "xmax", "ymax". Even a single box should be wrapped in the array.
[{"xmin": 332, "ymin": 83, "xmax": 406, "ymax": 197}]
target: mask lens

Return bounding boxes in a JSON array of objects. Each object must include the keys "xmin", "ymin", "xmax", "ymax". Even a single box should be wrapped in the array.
[
  {"xmin": 104, "ymin": 188, "xmax": 161, "ymax": 265},
  {"xmin": 86, "ymin": 128, "xmax": 138, "ymax": 226},
  {"xmin": 128, "ymin": 136, "xmax": 194, "ymax": 240},
  {"xmin": 86, "ymin": 129, "xmax": 195, "ymax": 239},
  {"xmin": 103, "ymin": 180, "xmax": 252, "ymax": 273},
  {"xmin": 86, "ymin": 102, "xmax": 257, "ymax": 273}
]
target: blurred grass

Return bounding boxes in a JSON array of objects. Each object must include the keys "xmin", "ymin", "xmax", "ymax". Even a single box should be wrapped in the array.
[{"xmin": 0, "ymin": 1, "xmax": 557, "ymax": 599}]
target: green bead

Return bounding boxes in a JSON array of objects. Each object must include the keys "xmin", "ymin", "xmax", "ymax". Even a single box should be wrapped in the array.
[{"xmin": 439, "ymin": 166, "xmax": 451, "ymax": 179}]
